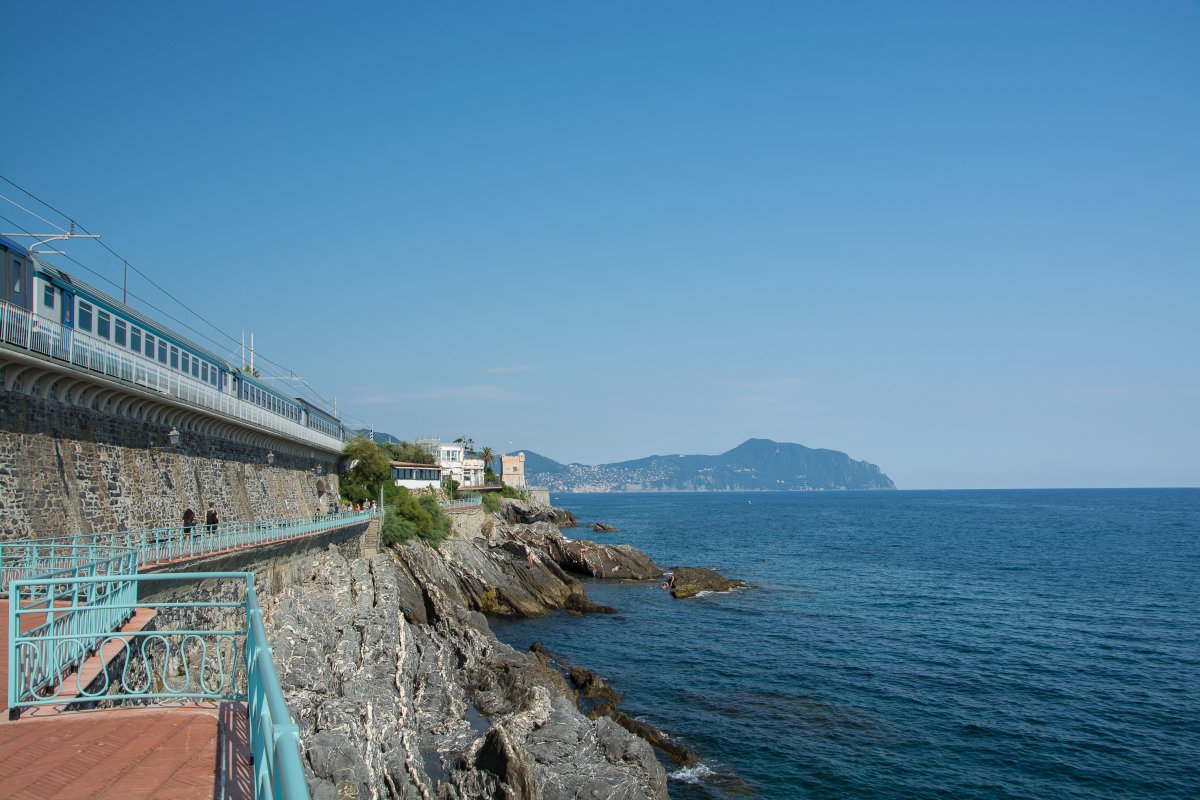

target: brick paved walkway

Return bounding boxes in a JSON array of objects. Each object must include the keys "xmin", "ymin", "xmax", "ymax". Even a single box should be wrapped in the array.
[
  {"xmin": 0, "ymin": 706, "xmax": 222, "ymax": 799},
  {"xmin": 0, "ymin": 602, "xmax": 251, "ymax": 799}
]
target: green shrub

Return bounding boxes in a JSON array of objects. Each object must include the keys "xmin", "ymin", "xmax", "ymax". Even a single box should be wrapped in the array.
[
  {"xmin": 498, "ymin": 485, "xmax": 529, "ymax": 500},
  {"xmin": 481, "ymin": 492, "xmax": 502, "ymax": 513},
  {"xmin": 381, "ymin": 486, "xmax": 454, "ymax": 548},
  {"xmin": 480, "ymin": 588, "xmax": 498, "ymax": 614}
]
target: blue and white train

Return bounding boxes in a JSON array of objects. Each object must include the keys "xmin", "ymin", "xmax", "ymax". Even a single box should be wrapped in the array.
[{"xmin": 0, "ymin": 234, "xmax": 346, "ymax": 448}]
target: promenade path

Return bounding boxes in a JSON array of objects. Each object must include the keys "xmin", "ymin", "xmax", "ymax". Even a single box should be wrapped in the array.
[{"xmin": 0, "ymin": 510, "xmax": 376, "ymax": 799}]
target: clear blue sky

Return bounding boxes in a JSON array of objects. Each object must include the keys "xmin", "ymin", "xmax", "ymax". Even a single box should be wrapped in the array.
[{"xmin": 3, "ymin": 1, "xmax": 1197, "ymax": 488}]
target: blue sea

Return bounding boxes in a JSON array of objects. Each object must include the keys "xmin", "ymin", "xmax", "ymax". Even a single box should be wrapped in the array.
[{"xmin": 490, "ymin": 489, "xmax": 1200, "ymax": 799}]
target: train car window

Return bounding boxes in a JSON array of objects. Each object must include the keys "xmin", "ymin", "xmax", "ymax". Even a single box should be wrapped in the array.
[
  {"xmin": 191, "ymin": 358, "xmax": 199, "ymax": 378},
  {"xmin": 180, "ymin": 352, "xmax": 189, "ymax": 373},
  {"xmin": 97, "ymin": 310, "xmax": 111, "ymax": 339},
  {"xmin": 78, "ymin": 301, "xmax": 93, "ymax": 332},
  {"xmin": 170, "ymin": 346, "xmax": 179, "ymax": 369},
  {"xmin": 131, "ymin": 327, "xmax": 141, "ymax": 352},
  {"xmin": 10, "ymin": 257, "xmax": 23, "ymax": 294},
  {"xmin": 115, "ymin": 319, "xmax": 127, "ymax": 347},
  {"xmin": 201, "ymin": 362, "xmax": 208, "ymax": 382},
  {"xmin": 144, "ymin": 333, "xmax": 155, "ymax": 357},
  {"xmin": 158, "ymin": 339, "xmax": 167, "ymax": 364},
  {"xmin": 43, "ymin": 283, "xmax": 55, "ymax": 309}
]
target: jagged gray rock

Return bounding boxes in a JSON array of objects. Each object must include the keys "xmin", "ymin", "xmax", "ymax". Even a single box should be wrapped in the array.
[
  {"xmin": 499, "ymin": 499, "xmax": 579, "ymax": 529},
  {"xmin": 499, "ymin": 520, "xmax": 662, "ymax": 582},
  {"xmin": 267, "ymin": 544, "xmax": 668, "ymax": 799}
]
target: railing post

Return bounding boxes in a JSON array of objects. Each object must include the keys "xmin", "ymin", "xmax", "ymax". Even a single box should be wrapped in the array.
[{"xmin": 8, "ymin": 587, "xmax": 18, "ymax": 720}]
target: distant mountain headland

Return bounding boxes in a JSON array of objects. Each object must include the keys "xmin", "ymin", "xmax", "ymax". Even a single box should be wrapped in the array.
[{"xmin": 515, "ymin": 438, "xmax": 895, "ymax": 493}]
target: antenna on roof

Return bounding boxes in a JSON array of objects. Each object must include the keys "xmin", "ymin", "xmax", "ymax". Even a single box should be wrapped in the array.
[{"xmin": 0, "ymin": 230, "xmax": 101, "ymax": 255}]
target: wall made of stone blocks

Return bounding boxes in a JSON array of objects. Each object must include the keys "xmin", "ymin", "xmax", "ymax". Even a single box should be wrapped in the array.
[{"xmin": 0, "ymin": 394, "xmax": 340, "ymax": 539}]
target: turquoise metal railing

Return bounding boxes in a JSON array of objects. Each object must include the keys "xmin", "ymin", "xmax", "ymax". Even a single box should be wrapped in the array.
[
  {"xmin": 8, "ymin": 571, "xmax": 310, "ymax": 800},
  {"xmin": 7, "ymin": 546, "xmax": 142, "ymax": 703},
  {"xmin": 0, "ymin": 507, "xmax": 381, "ymax": 798},
  {"xmin": 247, "ymin": 580, "xmax": 309, "ymax": 800},
  {"xmin": 1, "ymin": 508, "xmax": 379, "ymax": 593}
]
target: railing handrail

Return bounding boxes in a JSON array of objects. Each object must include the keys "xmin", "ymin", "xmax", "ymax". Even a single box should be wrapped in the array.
[
  {"xmin": 1, "ymin": 509, "xmax": 381, "ymax": 593},
  {"xmin": 440, "ymin": 497, "xmax": 482, "ymax": 510}
]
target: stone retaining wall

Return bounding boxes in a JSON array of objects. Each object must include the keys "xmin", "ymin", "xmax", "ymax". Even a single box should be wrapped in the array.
[{"xmin": 0, "ymin": 394, "xmax": 339, "ymax": 539}]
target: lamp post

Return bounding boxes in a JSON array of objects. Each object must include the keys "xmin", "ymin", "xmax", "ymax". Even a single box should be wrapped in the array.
[
  {"xmin": 266, "ymin": 451, "xmax": 275, "ymax": 465},
  {"xmin": 167, "ymin": 427, "xmax": 180, "ymax": 448}
]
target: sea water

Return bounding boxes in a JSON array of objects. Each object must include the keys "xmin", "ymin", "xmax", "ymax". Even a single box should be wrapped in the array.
[{"xmin": 489, "ymin": 489, "xmax": 1200, "ymax": 799}]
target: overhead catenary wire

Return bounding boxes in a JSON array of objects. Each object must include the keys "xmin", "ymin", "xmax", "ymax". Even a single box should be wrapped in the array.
[
  {"xmin": 0, "ymin": 176, "xmax": 335, "ymax": 406},
  {"xmin": 0, "ymin": 211, "xmax": 244, "ymax": 363},
  {"xmin": 0, "ymin": 180, "xmax": 346, "ymax": 416}
]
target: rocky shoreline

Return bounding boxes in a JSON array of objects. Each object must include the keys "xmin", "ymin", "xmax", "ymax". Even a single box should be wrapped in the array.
[{"xmin": 266, "ymin": 499, "xmax": 741, "ymax": 799}]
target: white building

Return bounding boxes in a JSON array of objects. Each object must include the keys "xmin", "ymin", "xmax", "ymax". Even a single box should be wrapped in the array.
[
  {"xmin": 461, "ymin": 457, "xmax": 486, "ymax": 488},
  {"xmin": 390, "ymin": 461, "xmax": 442, "ymax": 491},
  {"xmin": 418, "ymin": 439, "xmax": 474, "ymax": 485}
]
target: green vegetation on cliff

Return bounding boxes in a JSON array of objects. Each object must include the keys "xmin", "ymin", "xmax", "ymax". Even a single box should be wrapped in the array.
[{"xmin": 381, "ymin": 486, "xmax": 453, "ymax": 547}]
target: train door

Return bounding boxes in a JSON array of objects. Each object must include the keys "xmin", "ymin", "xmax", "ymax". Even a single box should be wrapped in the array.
[
  {"xmin": 58, "ymin": 288, "xmax": 76, "ymax": 359},
  {"xmin": 61, "ymin": 289, "xmax": 75, "ymax": 327}
]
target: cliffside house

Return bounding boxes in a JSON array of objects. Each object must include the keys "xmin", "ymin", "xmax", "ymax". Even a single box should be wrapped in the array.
[
  {"xmin": 461, "ymin": 457, "xmax": 486, "ymax": 488},
  {"xmin": 390, "ymin": 460, "xmax": 442, "ymax": 491},
  {"xmin": 418, "ymin": 439, "xmax": 486, "ymax": 487}
]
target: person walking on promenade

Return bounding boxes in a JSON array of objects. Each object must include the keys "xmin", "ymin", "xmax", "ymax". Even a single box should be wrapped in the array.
[
  {"xmin": 205, "ymin": 502, "xmax": 219, "ymax": 534},
  {"xmin": 182, "ymin": 507, "xmax": 196, "ymax": 537}
]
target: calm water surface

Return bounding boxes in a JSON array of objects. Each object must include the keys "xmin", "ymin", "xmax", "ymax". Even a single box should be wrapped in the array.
[{"xmin": 490, "ymin": 489, "xmax": 1200, "ymax": 799}]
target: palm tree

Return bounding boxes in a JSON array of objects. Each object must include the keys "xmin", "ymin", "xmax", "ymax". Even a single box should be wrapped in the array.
[{"xmin": 481, "ymin": 446, "xmax": 495, "ymax": 472}]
